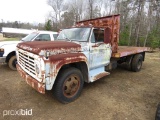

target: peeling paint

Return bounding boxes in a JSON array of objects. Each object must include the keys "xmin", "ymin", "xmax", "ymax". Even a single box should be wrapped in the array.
[
  {"xmin": 16, "ymin": 14, "xmax": 148, "ymax": 96},
  {"xmin": 17, "ymin": 41, "xmax": 81, "ymax": 55},
  {"xmin": 76, "ymin": 14, "xmax": 120, "ymax": 53},
  {"xmin": 17, "ymin": 64, "xmax": 45, "ymax": 94},
  {"xmin": 93, "ymin": 72, "xmax": 110, "ymax": 81}
]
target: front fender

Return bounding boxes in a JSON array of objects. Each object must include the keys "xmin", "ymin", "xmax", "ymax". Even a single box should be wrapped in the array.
[
  {"xmin": 49, "ymin": 53, "xmax": 88, "ymax": 69},
  {"xmin": 44, "ymin": 53, "xmax": 88, "ymax": 90},
  {"xmin": 1, "ymin": 44, "xmax": 18, "ymax": 57}
]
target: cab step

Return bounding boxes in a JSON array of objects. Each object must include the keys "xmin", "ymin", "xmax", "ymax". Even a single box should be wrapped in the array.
[{"xmin": 89, "ymin": 67, "xmax": 110, "ymax": 82}]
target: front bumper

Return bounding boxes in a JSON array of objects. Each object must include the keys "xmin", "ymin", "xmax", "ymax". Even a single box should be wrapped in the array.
[
  {"xmin": 16, "ymin": 64, "xmax": 45, "ymax": 94},
  {"xmin": 0, "ymin": 57, "xmax": 6, "ymax": 63}
]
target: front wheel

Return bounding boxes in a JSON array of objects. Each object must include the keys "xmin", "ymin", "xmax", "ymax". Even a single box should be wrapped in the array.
[
  {"xmin": 155, "ymin": 103, "xmax": 160, "ymax": 120},
  {"xmin": 53, "ymin": 67, "xmax": 84, "ymax": 103},
  {"xmin": 8, "ymin": 55, "xmax": 17, "ymax": 71}
]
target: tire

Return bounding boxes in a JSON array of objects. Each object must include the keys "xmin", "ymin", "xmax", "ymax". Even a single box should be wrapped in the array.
[
  {"xmin": 125, "ymin": 56, "xmax": 133, "ymax": 71},
  {"xmin": 155, "ymin": 103, "xmax": 160, "ymax": 120},
  {"xmin": 131, "ymin": 54, "xmax": 143, "ymax": 72},
  {"xmin": 8, "ymin": 55, "xmax": 17, "ymax": 71},
  {"xmin": 53, "ymin": 67, "xmax": 84, "ymax": 103}
]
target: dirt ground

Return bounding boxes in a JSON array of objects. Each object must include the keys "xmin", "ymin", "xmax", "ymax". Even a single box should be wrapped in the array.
[{"xmin": 0, "ymin": 51, "xmax": 160, "ymax": 120}]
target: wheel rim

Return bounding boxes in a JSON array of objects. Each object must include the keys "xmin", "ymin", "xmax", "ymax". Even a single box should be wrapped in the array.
[
  {"xmin": 63, "ymin": 74, "xmax": 80, "ymax": 98},
  {"xmin": 137, "ymin": 59, "xmax": 142, "ymax": 70}
]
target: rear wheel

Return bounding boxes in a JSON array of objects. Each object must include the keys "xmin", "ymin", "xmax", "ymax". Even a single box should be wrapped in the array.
[
  {"xmin": 125, "ymin": 56, "xmax": 133, "ymax": 71},
  {"xmin": 53, "ymin": 67, "xmax": 84, "ymax": 103},
  {"xmin": 131, "ymin": 54, "xmax": 143, "ymax": 72},
  {"xmin": 8, "ymin": 55, "xmax": 17, "ymax": 71}
]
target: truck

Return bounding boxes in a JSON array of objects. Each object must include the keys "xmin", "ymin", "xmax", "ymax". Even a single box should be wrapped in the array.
[
  {"xmin": 16, "ymin": 15, "xmax": 148, "ymax": 103},
  {"xmin": 0, "ymin": 31, "xmax": 58, "ymax": 70}
]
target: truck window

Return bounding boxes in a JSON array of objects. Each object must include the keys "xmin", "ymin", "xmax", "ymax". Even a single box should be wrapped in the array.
[
  {"xmin": 93, "ymin": 29, "xmax": 104, "ymax": 42},
  {"xmin": 35, "ymin": 34, "xmax": 51, "ymax": 41},
  {"xmin": 91, "ymin": 32, "xmax": 96, "ymax": 43},
  {"xmin": 53, "ymin": 34, "xmax": 58, "ymax": 39},
  {"xmin": 57, "ymin": 28, "xmax": 91, "ymax": 42},
  {"xmin": 22, "ymin": 32, "xmax": 38, "ymax": 41}
]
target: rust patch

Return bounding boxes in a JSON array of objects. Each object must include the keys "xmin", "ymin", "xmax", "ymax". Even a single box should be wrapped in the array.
[
  {"xmin": 49, "ymin": 53, "xmax": 87, "ymax": 69},
  {"xmin": 44, "ymin": 53, "xmax": 87, "ymax": 78},
  {"xmin": 55, "ymin": 53, "xmax": 85, "ymax": 69},
  {"xmin": 93, "ymin": 72, "xmax": 110, "ymax": 81},
  {"xmin": 48, "ymin": 53, "xmax": 86, "ymax": 62},
  {"xmin": 17, "ymin": 41, "xmax": 81, "ymax": 55},
  {"xmin": 76, "ymin": 14, "xmax": 120, "ymax": 53},
  {"xmin": 16, "ymin": 64, "xmax": 45, "ymax": 94}
]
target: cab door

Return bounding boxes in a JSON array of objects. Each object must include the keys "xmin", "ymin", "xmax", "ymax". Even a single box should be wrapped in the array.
[{"xmin": 89, "ymin": 28, "xmax": 112, "ymax": 70}]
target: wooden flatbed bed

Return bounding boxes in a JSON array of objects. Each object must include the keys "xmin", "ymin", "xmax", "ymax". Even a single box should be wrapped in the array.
[{"xmin": 112, "ymin": 46, "xmax": 149, "ymax": 58}]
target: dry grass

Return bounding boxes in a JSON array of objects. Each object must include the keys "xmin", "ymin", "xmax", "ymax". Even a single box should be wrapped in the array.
[
  {"xmin": 0, "ymin": 33, "xmax": 6, "ymax": 41},
  {"xmin": 0, "ymin": 33, "xmax": 19, "ymax": 41},
  {"xmin": 0, "ymin": 51, "xmax": 160, "ymax": 120}
]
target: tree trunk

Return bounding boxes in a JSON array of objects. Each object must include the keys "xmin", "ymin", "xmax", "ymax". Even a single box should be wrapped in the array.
[
  {"xmin": 135, "ymin": 0, "xmax": 144, "ymax": 46},
  {"xmin": 144, "ymin": 2, "xmax": 152, "ymax": 47},
  {"xmin": 128, "ymin": 22, "xmax": 133, "ymax": 46}
]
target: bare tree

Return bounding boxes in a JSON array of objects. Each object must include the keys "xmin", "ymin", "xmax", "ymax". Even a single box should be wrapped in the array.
[
  {"xmin": 44, "ymin": 0, "xmax": 159, "ymax": 48},
  {"xmin": 103, "ymin": 0, "xmax": 115, "ymax": 15},
  {"xmin": 69, "ymin": 0, "xmax": 84, "ymax": 22},
  {"xmin": 133, "ymin": 0, "xmax": 145, "ymax": 46},
  {"xmin": 47, "ymin": 0, "xmax": 64, "ymax": 29},
  {"xmin": 86, "ymin": 0, "xmax": 104, "ymax": 19},
  {"xmin": 144, "ymin": 0, "xmax": 153, "ymax": 46}
]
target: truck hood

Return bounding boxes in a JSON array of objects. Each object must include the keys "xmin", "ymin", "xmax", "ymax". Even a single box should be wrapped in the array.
[
  {"xmin": 0, "ymin": 41, "xmax": 20, "ymax": 47},
  {"xmin": 17, "ymin": 41, "xmax": 82, "ymax": 55}
]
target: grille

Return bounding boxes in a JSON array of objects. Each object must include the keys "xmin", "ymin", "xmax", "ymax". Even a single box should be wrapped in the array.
[{"xmin": 18, "ymin": 51, "xmax": 36, "ymax": 75}]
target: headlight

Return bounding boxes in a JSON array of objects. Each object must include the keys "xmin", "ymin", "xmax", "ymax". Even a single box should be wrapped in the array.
[
  {"xmin": 0, "ymin": 48, "xmax": 4, "ymax": 52},
  {"xmin": 35, "ymin": 58, "xmax": 45, "ymax": 80},
  {"xmin": 0, "ymin": 48, "xmax": 4, "ymax": 57},
  {"xmin": 45, "ymin": 51, "xmax": 50, "ymax": 59}
]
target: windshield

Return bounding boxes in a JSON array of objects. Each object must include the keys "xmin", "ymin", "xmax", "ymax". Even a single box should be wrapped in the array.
[
  {"xmin": 22, "ymin": 32, "xmax": 38, "ymax": 41},
  {"xmin": 57, "ymin": 27, "xmax": 91, "ymax": 42}
]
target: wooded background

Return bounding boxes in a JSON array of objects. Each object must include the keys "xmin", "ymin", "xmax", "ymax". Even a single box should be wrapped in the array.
[{"xmin": 0, "ymin": 0, "xmax": 160, "ymax": 48}]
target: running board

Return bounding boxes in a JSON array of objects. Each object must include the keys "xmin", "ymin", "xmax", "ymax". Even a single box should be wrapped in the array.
[{"xmin": 89, "ymin": 67, "xmax": 110, "ymax": 82}]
